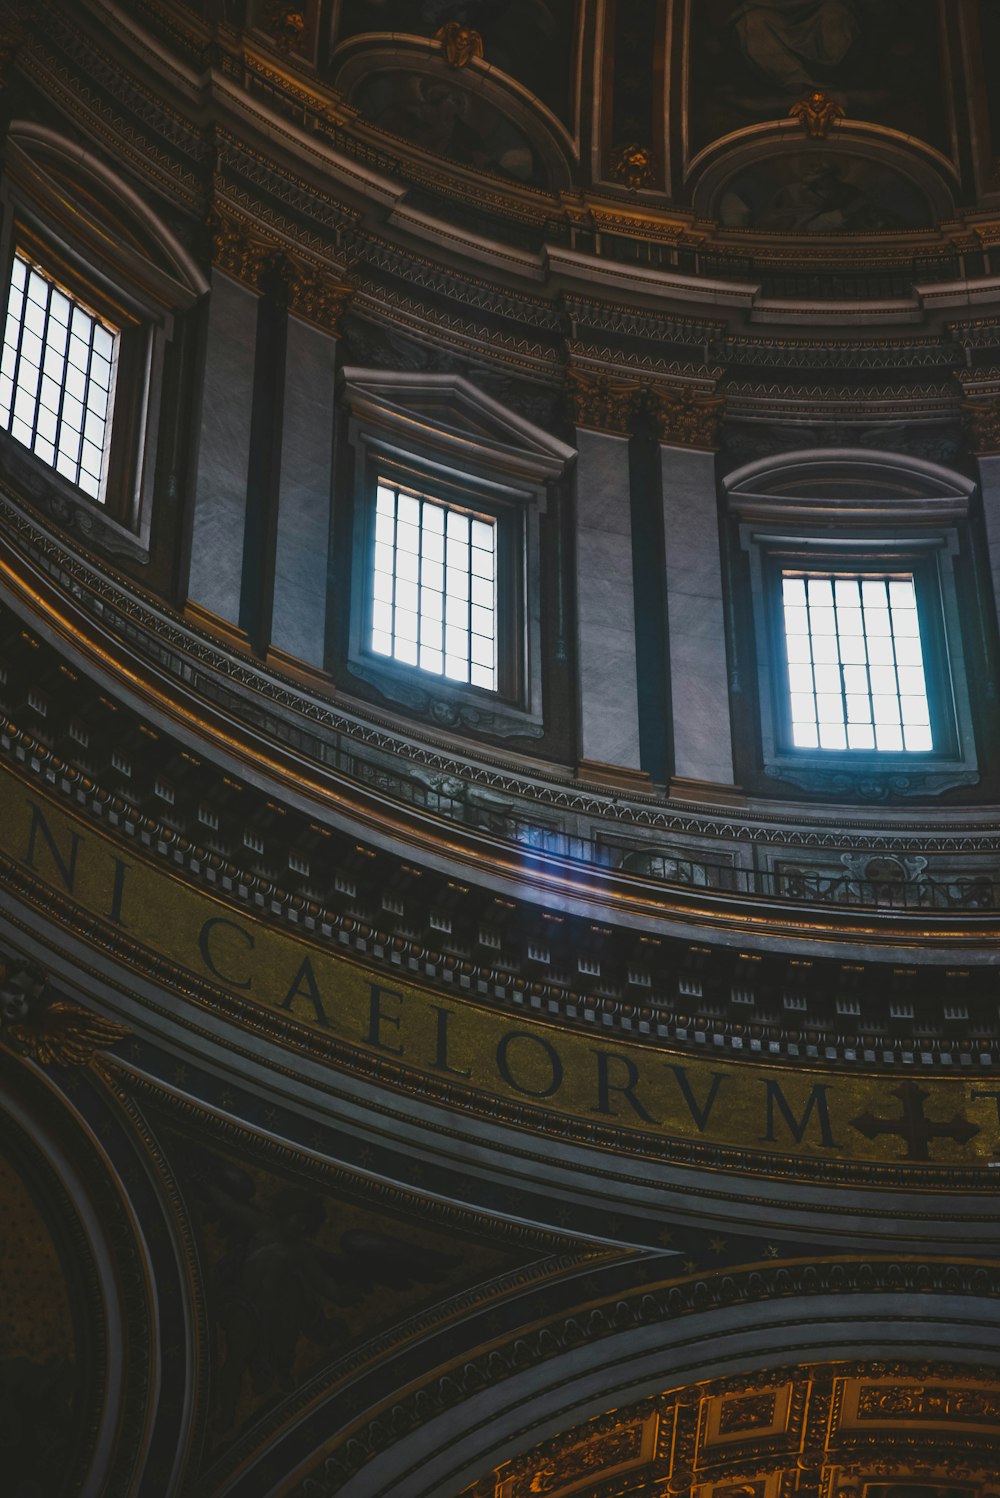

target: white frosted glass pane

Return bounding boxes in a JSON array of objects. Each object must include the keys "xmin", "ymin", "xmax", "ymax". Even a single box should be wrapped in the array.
[
  {"xmin": 20, "ymin": 329, "xmax": 42, "ymax": 367},
  {"xmin": 446, "ymin": 599, "xmax": 468, "ymax": 630},
  {"xmin": 812, "ymin": 662, "xmax": 840, "ymax": 693},
  {"xmin": 847, "ymin": 723, "xmax": 875, "ymax": 749},
  {"xmin": 394, "ymin": 610, "xmax": 418, "ymax": 643},
  {"xmin": 789, "ymin": 693, "xmax": 816, "ymax": 724},
  {"xmin": 445, "ymin": 570, "xmax": 469, "ymax": 601},
  {"xmin": 783, "ymin": 605, "xmax": 808, "ymax": 637},
  {"xmin": 48, "ymin": 289, "xmax": 70, "ymax": 326},
  {"xmin": 866, "ymin": 634, "xmax": 894, "ymax": 666},
  {"xmin": 900, "ymin": 696, "xmax": 930, "ymax": 726},
  {"xmin": 792, "ymin": 721, "xmax": 819, "ymax": 748},
  {"xmin": 61, "ymin": 393, "xmax": 83, "ymax": 431},
  {"xmin": 818, "ymin": 722, "xmax": 847, "ymax": 749},
  {"xmin": 89, "ymin": 355, "xmax": 111, "ymax": 392},
  {"xmin": 868, "ymin": 665, "xmax": 897, "ymax": 696},
  {"xmin": 394, "ymin": 578, "xmax": 418, "ymax": 613},
  {"xmin": 471, "ymin": 634, "xmax": 494, "ymax": 668},
  {"xmin": 471, "ymin": 518, "xmax": 493, "ymax": 548},
  {"xmin": 395, "ymin": 549, "xmax": 419, "ymax": 583},
  {"xmin": 904, "ymin": 724, "xmax": 933, "ymax": 751},
  {"xmin": 447, "ymin": 538, "xmax": 469, "ymax": 570},
  {"xmin": 422, "ymin": 589, "xmax": 443, "ymax": 621},
  {"xmin": 875, "ymin": 723, "xmax": 903, "ymax": 751},
  {"xmin": 420, "ymin": 647, "xmax": 443, "ymax": 674},
  {"xmin": 422, "ymin": 502, "xmax": 444, "ymax": 532},
  {"xmin": 421, "ymin": 560, "xmax": 443, "ymax": 594},
  {"xmin": 834, "ymin": 578, "xmax": 859, "ymax": 607},
  {"xmin": 77, "ymin": 469, "xmax": 99, "ymax": 498},
  {"xmin": 896, "ymin": 665, "xmax": 926, "ymax": 695},
  {"xmin": 888, "ymin": 579, "xmax": 915, "ymax": 609},
  {"xmin": 846, "ymin": 694, "xmax": 872, "ymax": 723},
  {"xmin": 39, "ymin": 375, "xmax": 62, "ymax": 413},
  {"xmin": 471, "ymin": 664, "xmax": 495, "ymax": 690},
  {"xmin": 811, "ymin": 633, "xmax": 839, "ymax": 665},
  {"xmin": 422, "ymin": 530, "xmax": 444, "ymax": 563},
  {"xmin": 27, "ymin": 271, "xmax": 48, "ymax": 307},
  {"xmin": 34, "ymin": 436, "xmax": 55, "ymax": 466},
  {"xmin": 864, "ymin": 608, "xmax": 891, "ymax": 637},
  {"xmin": 445, "ymin": 624, "xmax": 468, "ymax": 656},
  {"xmin": 394, "ymin": 637, "xmax": 418, "ymax": 666},
  {"xmin": 35, "ymin": 405, "xmax": 57, "ymax": 443},
  {"xmin": 1, "ymin": 337, "xmax": 16, "ymax": 379},
  {"xmin": 11, "ymin": 417, "xmax": 32, "ymax": 445},
  {"xmin": 787, "ymin": 663, "xmax": 813, "ymax": 693},
  {"xmin": 893, "ymin": 635, "xmax": 923, "ymax": 665},
  {"xmin": 396, "ymin": 520, "xmax": 419, "ymax": 555},
  {"xmin": 471, "ymin": 604, "xmax": 494, "ymax": 639},
  {"xmin": 374, "ymin": 541, "xmax": 394, "ymax": 575},
  {"xmin": 10, "ymin": 256, "xmax": 26, "ymax": 290},
  {"xmin": 375, "ymin": 510, "xmax": 394, "ymax": 545},
  {"xmin": 23, "ymin": 297, "xmax": 46, "ymax": 337},
  {"xmin": 420, "ymin": 618, "xmax": 442, "ymax": 650},
  {"xmin": 395, "ymin": 492, "xmax": 419, "ymax": 528},
  {"xmin": 445, "ymin": 656, "xmax": 469, "ymax": 682},
  {"xmin": 372, "ymin": 599, "xmax": 393, "ymax": 632},
  {"xmin": 471, "ymin": 574, "xmax": 493, "ymax": 606},
  {"xmin": 891, "ymin": 609, "xmax": 920, "ymax": 638},
  {"xmin": 785, "ymin": 634, "xmax": 812, "ymax": 664},
  {"xmin": 841, "ymin": 664, "xmax": 868, "ymax": 695},
  {"xmin": 376, "ymin": 485, "xmax": 395, "ymax": 514},
  {"xmin": 836, "ymin": 606, "xmax": 863, "ymax": 638},
  {"xmin": 43, "ymin": 342, "xmax": 67, "ymax": 380},
  {"xmin": 783, "ymin": 577, "xmax": 806, "ymax": 605},
  {"xmin": 808, "ymin": 578, "xmax": 833, "ymax": 607},
  {"xmin": 371, "ymin": 629, "xmax": 392, "ymax": 656},
  {"xmin": 0, "ymin": 373, "xmax": 12, "ymax": 419},
  {"xmin": 471, "ymin": 546, "xmax": 495, "ymax": 580},
  {"xmin": 816, "ymin": 693, "xmax": 843, "ymax": 724},
  {"xmin": 92, "ymin": 323, "xmax": 114, "ymax": 360},
  {"xmin": 80, "ymin": 440, "xmax": 103, "ymax": 479},
  {"xmin": 55, "ymin": 448, "xmax": 77, "ymax": 478},
  {"xmin": 67, "ymin": 334, "xmax": 90, "ymax": 373},
  {"xmin": 872, "ymin": 695, "xmax": 901, "ymax": 724},
  {"xmin": 861, "ymin": 579, "xmax": 888, "ymax": 607},
  {"xmin": 447, "ymin": 510, "xmax": 469, "ymax": 541}
]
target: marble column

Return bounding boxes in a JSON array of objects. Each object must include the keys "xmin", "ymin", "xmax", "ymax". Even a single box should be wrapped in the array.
[
  {"xmin": 574, "ymin": 426, "xmax": 644, "ymax": 777},
  {"xmin": 660, "ymin": 443, "xmax": 736, "ymax": 787},
  {"xmin": 270, "ymin": 315, "xmax": 338, "ymax": 668},
  {"xmin": 188, "ymin": 271, "xmax": 257, "ymax": 625}
]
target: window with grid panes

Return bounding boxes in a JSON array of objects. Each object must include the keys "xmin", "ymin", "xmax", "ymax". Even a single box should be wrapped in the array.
[
  {"xmin": 781, "ymin": 573, "xmax": 932, "ymax": 753},
  {"xmin": 371, "ymin": 480, "xmax": 498, "ymax": 691},
  {"xmin": 0, "ymin": 252, "xmax": 119, "ymax": 502}
]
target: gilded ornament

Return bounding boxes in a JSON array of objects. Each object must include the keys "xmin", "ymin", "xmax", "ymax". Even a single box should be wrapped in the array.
[
  {"xmin": 611, "ymin": 143, "xmax": 656, "ymax": 192},
  {"xmin": 961, "ymin": 396, "xmax": 1000, "ymax": 455},
  {"xmin": 789, "ymin": 88, "xmax": 845, "ymax": 138},
  {"xmin": 435, "ymin": 21, "xmax": 484, "ymax": 69},
  {"xmin": 642, "ymin": 384, "xmax": 725, "ymax": 451},
  {"xmin": 263, "ymin": 2, "xmax": 306, "ymax": 51},
  {"xmin": 0, "ymin": 959, "xmax": 129, "ymax": 1070},
  {"xmin": 565, "ymin": 368, "xmax": 642, "ymax": 435}
]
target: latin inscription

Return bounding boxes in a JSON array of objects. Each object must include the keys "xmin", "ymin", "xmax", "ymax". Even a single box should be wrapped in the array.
[{"xmin": 3, "ymin": 781, "xmax": 996, "ymax": 1167}]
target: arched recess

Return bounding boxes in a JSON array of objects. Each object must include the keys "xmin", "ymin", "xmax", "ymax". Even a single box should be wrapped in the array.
[
  {"xmin": 0, "ymin": 1034, "xmax": 199, "ymax": 1498},
  {"xmin": 721, "ymin": 448, "xmax": 987, "ymax": 802},
  {"xmin": 282, "ymin": 1277, "xmax": 1000, "ymax": 1498},
  {"xmin": 330, "ymin": 36, "xmax": 577, "ymax": 190}
]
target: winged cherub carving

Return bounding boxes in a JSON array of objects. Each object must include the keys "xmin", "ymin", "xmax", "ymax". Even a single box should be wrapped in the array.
[{"xmin": 0, "ymin": 959, "xmax": 129, "ymax": 1068}]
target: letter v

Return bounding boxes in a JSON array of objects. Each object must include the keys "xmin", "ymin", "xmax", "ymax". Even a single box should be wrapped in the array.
[{"xmin": 668, "ymin": 1065, "xmax": 727, "ymax": 1132}]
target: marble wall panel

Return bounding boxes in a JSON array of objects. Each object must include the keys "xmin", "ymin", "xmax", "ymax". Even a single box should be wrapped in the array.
[
  {"xmin": 188, "ymin": 272, "xmax": 257, "ymax": 625},
  {"xmin": 661, "ymin": 445, "xmax": 735, "ymax": 786}
]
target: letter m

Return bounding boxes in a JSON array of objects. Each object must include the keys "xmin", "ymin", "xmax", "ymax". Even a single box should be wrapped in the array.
[
  {"xmin": 762, "ymin": 1080, "xmax": 835, "ymax": 1148},
  {"xmin": 24, "ymin": 802, "xmax": 81, "ymax": 893}
]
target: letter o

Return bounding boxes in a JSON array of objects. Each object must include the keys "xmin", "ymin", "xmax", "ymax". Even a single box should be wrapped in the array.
[{"xmin": 496, "ymin": 1030, "xmax": 564, "ymax": 1099}]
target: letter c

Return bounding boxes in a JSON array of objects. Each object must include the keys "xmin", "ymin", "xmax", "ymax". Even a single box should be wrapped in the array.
[{"xmin": 198, "ymin": 917, "xmax": 254, "ymax": 990}]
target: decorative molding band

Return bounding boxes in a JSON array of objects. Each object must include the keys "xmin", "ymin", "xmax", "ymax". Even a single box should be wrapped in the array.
[{"xmin": 209, "ymin": 196, "xmax": 353, "ymax": 334}]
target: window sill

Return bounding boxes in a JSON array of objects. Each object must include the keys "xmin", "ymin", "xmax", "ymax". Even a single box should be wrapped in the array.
[
  {"xmin": 348, "ymin": 655, "xmax": 544, "ymax": 740},
  {"xmin": 0, "ymin": 435, "xmax": 149, "ymax": 563}
]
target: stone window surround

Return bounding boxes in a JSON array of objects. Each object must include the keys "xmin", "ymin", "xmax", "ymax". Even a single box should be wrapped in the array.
[
  {"xmin": 725, "ymin": 449, "xmax": 981, "ymax": 799},
  {"xmin": 340, "ymin": 369, "xmax": 575, "ymax": 739},
  {"xmin": 0, "ymin": 122, "xmax": 207, "ymax": 559}
]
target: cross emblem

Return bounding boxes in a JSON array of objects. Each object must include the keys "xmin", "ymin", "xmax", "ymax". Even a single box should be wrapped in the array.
[{"xmin": 851, "ymin": 1079, "xmax": 980, "ymax": 1161}]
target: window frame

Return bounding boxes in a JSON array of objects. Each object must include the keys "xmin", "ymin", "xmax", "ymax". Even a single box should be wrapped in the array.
[
  {"xmin": 364, "ymin": 467, "xmax": 522, "ymax": 704},
  {"xmin": 340, "ymin": 369, "xmax": 574, "ymax": 741},
  {"xmin": 725, "ymin": 452, "xmax": 981, "ymax": 799},
  {"xmin": 1, "ymin": 230, "xmax": 151, "ymax": 524}
]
